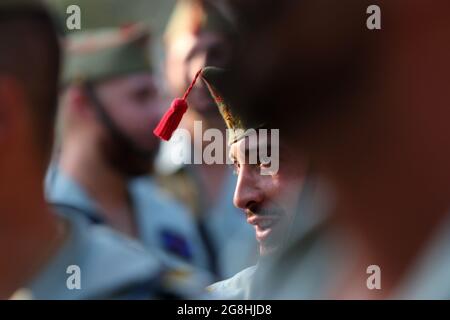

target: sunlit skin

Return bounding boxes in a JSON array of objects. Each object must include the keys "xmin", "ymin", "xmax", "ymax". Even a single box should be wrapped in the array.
[
  {"xmin": 165, "ymin": 29, "xmax": 235, "ymax": 208},
  {"xmin": 185, "ymin": 31, "xmax": 232, "ymax": 122},
  {"xmin": 230, "ymin": 133, "xmax": 306, "ymax": 256},
  {"xmin": 166, "ymin": 30, "xmax": 232, "ymax": 134}
]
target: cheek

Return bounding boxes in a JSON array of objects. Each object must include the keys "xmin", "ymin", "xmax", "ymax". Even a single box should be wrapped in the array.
[
  {"xmin": 272, "ymin": 177, "xmax": 303, "ymax": 212},
  {"xmin": 108, "ymin": 99, "xmax": 145, "ymax": 129},
  {"xmin": 260, "ymin": 176, "xmax": 282, "ymax": 200}
]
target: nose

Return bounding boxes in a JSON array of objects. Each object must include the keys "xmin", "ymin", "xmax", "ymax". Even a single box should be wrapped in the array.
[{"xmin": 233, "ymin": 167, "xmax": 264, "ymax": 211}]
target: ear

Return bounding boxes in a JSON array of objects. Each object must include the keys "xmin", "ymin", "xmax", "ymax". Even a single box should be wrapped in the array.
[{"xmin": 0, "ymin": 76, "xmax": 28, "ymax": 145}]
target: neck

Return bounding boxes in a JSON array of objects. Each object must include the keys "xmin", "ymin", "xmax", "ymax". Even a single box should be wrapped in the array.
[
  {"xmin": 329, "ymin": 142, "xmax": 450, "ymax": 299},
  {"xmin": 354, "ymin": 205, "xmax": 449, "ymax": 299},
  {"xmin": 60, "ymin": 138, "xmax": 134, "ymax": 234},
  {"xmin": 328, "ymin": 124, "xmax": 450, "ymax": 298}
]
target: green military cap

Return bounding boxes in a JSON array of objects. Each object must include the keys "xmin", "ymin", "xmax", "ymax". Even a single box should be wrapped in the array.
[
  {"xmin": 200, "ymin": 67, "xmax": 266, "ymax": 145},
  {"xmin": 154, "ymin": 66, "xmax": 265, "ymax": 143},
  {"xmin": 63, "ymin": 23, "xmax": 152, "ymax": 85}
]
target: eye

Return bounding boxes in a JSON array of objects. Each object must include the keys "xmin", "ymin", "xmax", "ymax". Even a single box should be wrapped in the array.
[
  {"xmin": 231, "ymin": 161, "xmax": 240, "ymax": 176},
  {"xmin": 258, "ymin": 157, "xmax": 271, "ymax": 168},
  {"xmin": 258, "ymin": 157, "xmax": 276, "ymax": 175},
  {"xmin": 133, "ymin": 87, "xmax": 156, "ymax": 105}
]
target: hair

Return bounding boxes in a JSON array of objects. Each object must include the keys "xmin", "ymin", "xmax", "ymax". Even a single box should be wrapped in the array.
[{"xmin": 0, "ymin": 10, "xmax": 61, "ymax": 153}]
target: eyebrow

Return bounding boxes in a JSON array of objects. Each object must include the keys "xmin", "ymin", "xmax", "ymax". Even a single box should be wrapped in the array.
[{"xmin": 229, "ymin": 142, "xmax": 273, "ymax": 163}]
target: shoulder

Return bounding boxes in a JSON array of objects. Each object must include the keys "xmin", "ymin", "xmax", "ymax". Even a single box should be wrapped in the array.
[
  {"xmin": 129, "ymin": 177, "xmax": 199, "ymax": 241},
  {"xmin": 29, "ymin": 211, "xmax": 164, "ymax": 299},
  {"xmin": 130, "ymin": 177, "xmax": 192, "ymax": 219},
  {"xmin": 207, "ymin": 266, "xmax": 257, "ymax": 299}
]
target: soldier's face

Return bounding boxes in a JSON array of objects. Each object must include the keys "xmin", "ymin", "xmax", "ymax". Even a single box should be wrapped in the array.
[
  {"xmin": 230, "ymin": 134, "xmax": 305, "ymax": 256},
  {"xmin": 184, "ymin": 31, "xmax": 232, "ymax": 125},
  {"xmin": 88, "ymin": 73, "xmax": 164, "ymax": 176},
  {"xmin": 95, "ymin": 73, "xmax": 162, "ymax": 154}
]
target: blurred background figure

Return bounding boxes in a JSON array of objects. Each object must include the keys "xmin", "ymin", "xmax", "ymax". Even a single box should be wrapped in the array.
[
  {"xmin": 46, "ymin": 0, "xmax": 176, "ymax": 35},
  {"xmin": 224, "ymin": 0, "xmax": 450, "ymax": 298},
  {"xmin": 46, "ymin": 22, "xmax": 214, "ymax": 290},
  {"xmin": 157, "ymin": 0, "xmax": 258, "ymax": 281},
  {"xmin": 0, "ymin": 0, "xmax": 169, "ymax": 300}
]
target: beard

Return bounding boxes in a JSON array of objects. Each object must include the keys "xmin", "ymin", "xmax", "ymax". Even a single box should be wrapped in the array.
[
  {"xmin": 83, "ymin": 84, "xmax": 159, "ymax": 177},
  {"xmin": 99, "ymin": 132, "xmax": 159, "ymax": 177}
]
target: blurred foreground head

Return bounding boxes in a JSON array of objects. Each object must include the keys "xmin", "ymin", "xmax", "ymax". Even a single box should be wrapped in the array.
[
  {"xmin": 0, "ymin": 0, "xmax": 61, "ymax": 298},
  {"xmin": 226, "ymin": 0, "xmax": 450, "ymax": 236},
  {"xmin": 60, "ymin": 24, "xmax": 162, "ymax": 176},
  {"xmin": 225, "ymin": 0, "xmax": 450, "ymax": 293},
  {"xmin": 0, "ymin": 0, "xmax": 60, "ymax": 188}
]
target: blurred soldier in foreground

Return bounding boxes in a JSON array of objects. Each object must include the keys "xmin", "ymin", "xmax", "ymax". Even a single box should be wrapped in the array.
[
  {"xmin": 159, "ymin": 0, "xmax": 257, "ymax": 280},
  {"xmin": 0, "ymin": 0, "xmax": 166, "ymax": 300},
  {"xmin": 47, "ymin": 24, "xmax": 213, "ymax": 287},
  {"xmin": 225, "ymin": 0, "xmax": 450, "ymax": 298}
]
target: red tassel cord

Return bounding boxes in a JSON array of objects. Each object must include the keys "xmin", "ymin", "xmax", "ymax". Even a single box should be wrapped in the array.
[
  {"xmin": 153, "ymin": 69, "xmax": 203, "ymax": 141},
  {"xmin": 153, "ymin": 98, "xmax": 188, "ymax": 141}
]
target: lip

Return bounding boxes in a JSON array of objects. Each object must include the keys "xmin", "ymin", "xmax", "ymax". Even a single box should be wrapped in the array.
[{"xmin": 247, "ymin": 215, "xmax": 280, "ymax": 243}]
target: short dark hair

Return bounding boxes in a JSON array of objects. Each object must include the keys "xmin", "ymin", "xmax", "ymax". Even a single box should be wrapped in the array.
[{"xmin": 0, "ymin": 10, "xmax": 61, "ymax": 153}]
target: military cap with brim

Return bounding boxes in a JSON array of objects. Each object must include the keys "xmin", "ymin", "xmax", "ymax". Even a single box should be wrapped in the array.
[
  {"xmin": 63, "ymin": 24, "xmax": 152, "ymax": 85},
  {"xmin": 154, "ymin": 66, "xmax": 266, "ymax": 145},
  {"xmin": 200, "ymin": 66, "xmax": 266, "ymax": 145}
]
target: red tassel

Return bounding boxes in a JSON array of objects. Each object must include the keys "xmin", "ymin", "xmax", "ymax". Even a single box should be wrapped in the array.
[
  {"xmin": 153, "ymin": 69, "xmax": 203, "ymax": 141},
  {"xmin": 153, "ymin": 98, "xmax": 188, "ymax": 141}
]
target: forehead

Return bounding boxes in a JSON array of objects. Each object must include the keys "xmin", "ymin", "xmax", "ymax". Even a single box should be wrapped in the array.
[
  {"xmin": 230, "ymin": 131, "xmax": 271, "ymax": 158},
  {"xmin": 99, "ymin": 72, "xmax": 155, "ymax": 90}
]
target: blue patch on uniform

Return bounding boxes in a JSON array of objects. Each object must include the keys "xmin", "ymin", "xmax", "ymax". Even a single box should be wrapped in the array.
[{"xmin": 160, "ymin": 230, "xmax": 193, "ymax": 261}]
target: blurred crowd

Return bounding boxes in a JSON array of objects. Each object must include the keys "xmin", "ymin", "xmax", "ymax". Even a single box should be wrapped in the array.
[{"xmin": 1, "ymin": 0, "xmax": 450, "ymax": 300}]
